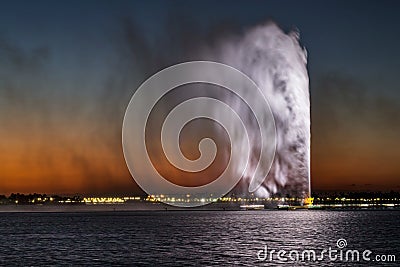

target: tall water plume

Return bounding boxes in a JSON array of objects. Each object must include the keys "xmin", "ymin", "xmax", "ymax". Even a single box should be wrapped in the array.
[{"xmin": 208, "ymin": 22, "xmax": 310, "ymax": 198}]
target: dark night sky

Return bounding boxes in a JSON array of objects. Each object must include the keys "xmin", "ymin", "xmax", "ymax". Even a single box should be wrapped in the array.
[{"xmin": 0, "ymin": 0, "xmax": 399, "ymax": 195}]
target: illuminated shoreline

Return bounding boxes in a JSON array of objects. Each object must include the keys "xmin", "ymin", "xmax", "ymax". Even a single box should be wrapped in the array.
[{"xmin": 1, "ymin": 193, "xmax": 400, "ymax": 210}]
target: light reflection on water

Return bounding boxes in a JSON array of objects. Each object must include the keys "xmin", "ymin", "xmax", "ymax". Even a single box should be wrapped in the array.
[{"xmin": 0, "ymin": 210, "xmax": 398, "ymax": 266}]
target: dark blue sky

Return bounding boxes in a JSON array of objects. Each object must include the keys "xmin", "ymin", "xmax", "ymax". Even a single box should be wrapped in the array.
[{"xmin": 1, "ymin": 1, "xmax": 399, "ymax": 93}]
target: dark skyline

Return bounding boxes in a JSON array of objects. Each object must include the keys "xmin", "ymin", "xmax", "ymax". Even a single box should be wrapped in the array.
[{"xmin": 0, "ymin": 0, "xmax": 399, "ymax": 195}]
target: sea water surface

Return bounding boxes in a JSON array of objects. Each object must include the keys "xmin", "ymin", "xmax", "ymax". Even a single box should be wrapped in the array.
[{"xmin": 0, "ymin": 210, "xmax": 399, "ymax": 266}]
